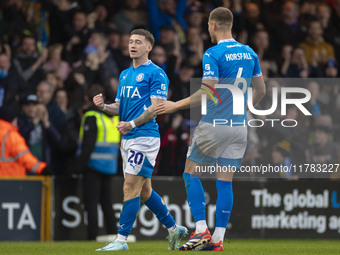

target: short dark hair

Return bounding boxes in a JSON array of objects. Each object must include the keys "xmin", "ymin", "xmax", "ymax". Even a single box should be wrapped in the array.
[
  {"xmin": 130, "ymin": 29, "xmax": 155, "ymax": 46},
  {"xmin": 209, "ymin": 7, "xmax": 233, "ymax": 30}
]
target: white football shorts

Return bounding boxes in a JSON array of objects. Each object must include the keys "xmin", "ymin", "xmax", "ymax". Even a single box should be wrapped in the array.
[
  {"xmin": 187, "ymin": 121, "xmax": 247, "ymax": 168},
  {"xmin": 121, "ymin": 137, "xmax": 160, "ymax": 178}
]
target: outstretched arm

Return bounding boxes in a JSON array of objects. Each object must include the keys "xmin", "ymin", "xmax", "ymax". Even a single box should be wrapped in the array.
[
  {"xmin": 155, "ymin": 79, "xmax": 216, "ymax": 114},
  {"xmin": 117, "ymin": 98, "xmax": 163, "ymax": 135}
]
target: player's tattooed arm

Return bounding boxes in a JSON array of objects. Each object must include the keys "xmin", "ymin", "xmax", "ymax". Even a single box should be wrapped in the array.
[
  {"xmin": 133, "ymin": 98, "xmax": 160, "ymax": 126},
  {"xmin": 116, "ymin": 98, "xmax": 161, "ymax": 135},
  {"xmin": 133, "ymin": 108, "xmax": 154, "ymax": 126},
  {"xmin": 104, "ymin": 102, "xmax": 120, "ymax": 116}
]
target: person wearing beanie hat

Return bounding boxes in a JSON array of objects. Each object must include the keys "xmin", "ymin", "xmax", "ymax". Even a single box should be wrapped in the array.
[{"xmin": 0, "ymin": 106, "xmax": 52, "ymax": 177}]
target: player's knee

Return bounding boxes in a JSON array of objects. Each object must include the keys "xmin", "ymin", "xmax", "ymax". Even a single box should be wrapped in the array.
[{"xmin": 123, "ymin": 182, "xmax": 139, "ymax": 199}]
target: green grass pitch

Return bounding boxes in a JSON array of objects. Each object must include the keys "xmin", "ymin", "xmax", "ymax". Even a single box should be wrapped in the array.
[{"xmin": 0, "ymin": 240, "xmax": 339, "ymax": 255}]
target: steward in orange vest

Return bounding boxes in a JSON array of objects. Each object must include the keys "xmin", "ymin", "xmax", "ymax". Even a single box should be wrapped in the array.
[{"xmin": 0, "ymin": 107, "xmax": 51, "ymax": 177}]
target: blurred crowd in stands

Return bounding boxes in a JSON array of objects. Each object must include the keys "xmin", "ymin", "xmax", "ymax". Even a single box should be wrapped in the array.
[{"xmin": 0, "ymin": 0, "xmax": 339, "ymax": 179}]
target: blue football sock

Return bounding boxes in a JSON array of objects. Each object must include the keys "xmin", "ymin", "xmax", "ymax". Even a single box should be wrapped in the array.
[
  {"xmin": 183, "ymin": 172, "xmax": 206, "ymax": 222},
  {"xmin": 216, "ymin": 180, "xmax": 233, "ymax": 228},
  {"xmin": 118, "ymin": 196, "xmax": 141, "ymax": 237},
  {"xmin": 144, "ymin": 190, "xmax": 176, "ymax": 228}
]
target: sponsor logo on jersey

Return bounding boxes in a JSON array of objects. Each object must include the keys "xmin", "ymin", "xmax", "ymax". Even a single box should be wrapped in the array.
[
  {"xmin": 136, "ymin": 73, "xmax": 144, "ymax": 82},
  {"xmin": 156, "ymin": 90, "xmax": 167, "ymax": 95},
  {"xmin": 205, "ymin": 64, "xmax": 210, "ymax": 70},
  {"xmin": 161, "ymin": 83, "xmax": 166, "ymax": 90},
  {"xmin": 120, "ymin": 86, "xmax": 141, "ymax": 98},
  {"xmin": 203, "ymin": 71, "xmax": 215, "ymax": 76}
]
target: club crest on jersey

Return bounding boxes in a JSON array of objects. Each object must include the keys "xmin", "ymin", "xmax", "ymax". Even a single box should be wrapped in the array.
[{"xmin": 136, "ymin": 73, "xmax": 144, "ymax": 82}]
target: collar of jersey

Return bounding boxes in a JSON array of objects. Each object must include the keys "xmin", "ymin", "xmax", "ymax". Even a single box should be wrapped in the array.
[
  {"xmin": 218, "ymin": 38, "xmax": 235, "ymax": 44},
  {"xmin": 133, "ymin": 60, "xmax": 152, "ymax": 69}
]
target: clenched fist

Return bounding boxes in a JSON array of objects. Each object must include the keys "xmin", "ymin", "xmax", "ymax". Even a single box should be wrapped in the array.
[{"xmin": 93, "ymin": 93, "xmax": 105, "ymax": 110}]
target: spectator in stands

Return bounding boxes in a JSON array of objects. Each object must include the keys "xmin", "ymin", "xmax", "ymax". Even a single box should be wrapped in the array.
[
  {"xmin": 12, "ymin": 36, "xmax": 48, "ymax": 91},
  {"xmin": 244, "ymin": 2, "xmax": 263, "ymax": 44},
  {"xmin": 306, "ymin": 117, "xmax": 339, "ymax": 178},
  {"xmin": 52, "ymin": 86, "xmax": 78, "ymax": 170},
  {"xmin": 87, "ymin": 3, "xmax": 112, "ymax": 34},
  {"xmin": 55, "ymin": 88, "xmax": 70, "ymax": 117},
  {"xmin": 251, "ymin": 29, "xmax": 275, "ymax": 62},
  {"xmin": 150, "ymin": 43, "xmax": 179, "ymax": 83},
  {"xmin": 251, "ymin": 29, "xmax": 277, "ymax": 77},
  {"xmin": 0, "ymin": 52, "xmax": 26, "ymax": 111},
  {"xmin": 279, "ymin": 44, "xmax": 293, "ymax": 76},
  {"xmin": 18, "ymin": 94, "xmax": 61, "ymax": 167},
  {"xmin": 66, "ymin": 33, "xmax": 118, "ymax": 106},
  {"xmin": 74, "ymin": 85, "xmax": 119, "ymax": 240},
  {"xmin": 300, "ymin": 20, "xmax": 335, "ymax": 67},
  {"xmin": 283, "ymin": 47, "xmax": 323, "ymax": 78},
  {"xmin": 184, "ymin": 27, "xmax": 204, "ymax": 68},
  {"xmin": 316, "ymin": 2, "xmax": 340, "ymax": 60},
  {"xmin": 307, "ymin": 81, "xmax": 325, "ymax": 117},
  {"xmin": 46, "ymin": 71, "xmax": 64, "ymax": 90},
  {"xmin": 262, "ymin": 0, "xmax": 305, "ymax": 53},
  {"xmin": 36, "ymin": 80, "xmax": 66, "ymax": 131},
  {"xmin": 111, "ymin": 33, "xmax": 132, "ymax": 72},
  {"xmin": 107, "ymin": 29, "xmax": 121, "ymax": 54},
  {"xmin": 170, "ymin": 62, "xmax": 194, "ymax": 103},
  {"xmin": 87, "ymin": 32, "xmax": 119, "ymax": 97},
  {"xmin": 42, "ymin": 0, "xmax": 77, "ymax": 45},
  {"xmin": 0, "ymin": 106, "xmax": 52, "ymax": 177},
  {"xmin": 158, "ymin": 25, "xmax": 179, "ymax": 58},
  {"xmin": 1, "ymin": 0, "xmax": 36, "ymax": 48},
  {"xmin": 186, "ymin": 5, "xmax": 204, "ymax": 29},
  {"xmin": 283, "ymin": 105, "xmax": 311, "ymax": 166},
  {"xmin": 44, "ymin": 44, "xmax": 71, "ymax": 81},
  {"xmin": 299, "ymin": 0, "xmax": 317, "ymax": 32},
  {"xmin": 147, "ymin": 0, "xmax": 188, "ymax": 43},
  {"xmin": 150, "ymin": 45, "xmax": 167, "ymax": 70},
  {"xmin": 23, "ymin": 1, "xmax": 50, "ymax": 47},
  {"xmin": 271, "ymin": 139, "xmax": 295, "ymax": 179},
  {"xmin": 111, "ymin": 0, "xmax": 148, "ymax": 34},
  {"xmin": 64, "ymin": 10, "xmax": 90, "ymax": 64}
]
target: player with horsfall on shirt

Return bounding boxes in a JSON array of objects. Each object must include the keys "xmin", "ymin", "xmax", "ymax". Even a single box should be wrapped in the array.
[{"xmin": 156, "ymin": 7, "xmax": 266, "ymax": 251}]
